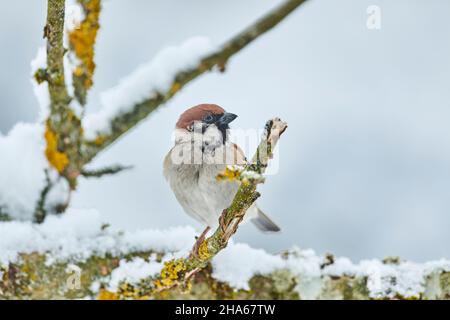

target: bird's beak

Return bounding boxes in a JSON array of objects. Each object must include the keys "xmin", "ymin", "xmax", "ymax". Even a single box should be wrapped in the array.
[{"xmin": 217, "ymin": 112, "xmax": 238, "ymax": 126}]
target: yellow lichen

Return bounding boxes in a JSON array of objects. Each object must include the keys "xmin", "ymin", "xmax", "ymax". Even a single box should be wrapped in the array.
[
  {"xmin": 118, "ymin": 283, "xmax": 141, "ymax": 299},
  {"xmin": 198, "ymin": 240, "xmax": 210, "ymax": 261},
  {"xmin": 155, "ymin": 259, "xmax": 187, "ymax": 289},
  {"xmin": 93, "ymin": 135, "xmax": 106, "ymax": 146},
  {"xmin": 216, "ymin": 166, "xmax": 242, "ymax": 181},
  {"xmin": 68, "ymin": 0, "xmax": 101, "ymax": 90},
  {"xmin": 97, "ymin": 289, "xmax": 119, "ymax": 300},
  {"xmin": 45, "ymin": 126, "xmax": 69, "ymax": 173},
  {"xmin": 182, "ymin": 279, "xmax": 193, "ymax": 293},
  {"xmin": 21, "ymin": 264, "xmax": 38, "ymax": 282},
  {"xmin": 73, "ymin": 66, "xmax": 84, "ymax": 77},
  {"xmin": 170, "ymin": 82, "xmax": 181, "ymax": 94}
]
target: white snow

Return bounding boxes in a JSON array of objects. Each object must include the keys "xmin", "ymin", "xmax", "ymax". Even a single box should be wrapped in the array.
[
  {"xmin": 30, "ymin": 46, "xmax": 50, "ymax": 121},
  {"xmin": 83, "ymin": 36, "xmax": 216, "ymax": 140},
  {"xmin": 212, "ymin": 245, "xmax": 450, "ymax": 298},
  {"xmin": 285, "ymin": 248, "xmax": 324, "ymax": 299},
  {"xmin": 0, "ymin": 122, "xmax": 70, "ymax": 221},
  {"xmin": 285, "ymin": 248, "xmax": 323, "ymax": 278},
  {"xmin": 322, "ymin": 257, "xmax": 450, "ymax": 298},
  {"xmin": 61, "ymin": 0, "xmax": 86, "ymax": 115},
  {"xmin": 0, "ymin": 208, "xmax": 449, "ymax": 299},
  {"xmin": 0, "ymin": 123, "xmax": 47, "ymax": 220},
  {"xmin": 0, "ymin": 208, "xmax": 196, "ymax": 265},
  {"xmin": 3, "ymin": 5, "xmax": 88, "ymax": 223},
  {"xmin": 360, "ymin": 260, "xmax": 425, "ymax": 298},
  {"xmin": 1, "ymin": 47, "xmax": 55, "ymax": 221},
  {"xmin": 65, "ymin": 0, "xmax": 85, "ymax": 32},
  {"xmin": 44, "ymin": 172, "xmax": 71, "ymax": 211},
  {"xmin": 108, "ymin": 256, "xmax": 163, "ymax": 291},
  {"xmin": 63, "ymin": 52, "xmax": 80, "ymax": 114},
  {"xmin": 212, "ymin": 243, "xmax": 285, "ymax": 290},
  {"xmin": 31, "ymin": 0, "xmax": 86, "ymax": 120}
]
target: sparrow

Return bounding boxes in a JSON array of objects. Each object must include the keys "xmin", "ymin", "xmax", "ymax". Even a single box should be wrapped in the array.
[{"xmin": 163, "ymin": 104, "xmax": 280, "ymax": 249}]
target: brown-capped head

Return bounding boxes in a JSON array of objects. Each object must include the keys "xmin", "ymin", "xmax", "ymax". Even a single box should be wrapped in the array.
[{"xmin": 176, "ymin": 104, "xmax": 237, "ymax": 131}]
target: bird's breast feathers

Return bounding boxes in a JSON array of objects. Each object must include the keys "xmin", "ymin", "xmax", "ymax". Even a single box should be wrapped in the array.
[{"xmin": 163, "ymin": 141, "xmax": 246, "ymax": 227}]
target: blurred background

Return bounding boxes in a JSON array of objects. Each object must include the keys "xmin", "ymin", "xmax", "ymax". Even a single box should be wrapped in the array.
[{"xmin": 1, "ymin": 0, "xmax": 449, "ymax": 262}]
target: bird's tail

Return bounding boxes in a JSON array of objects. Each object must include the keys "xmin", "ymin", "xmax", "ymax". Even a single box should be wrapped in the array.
[{"xmin": 251, "ymin": 207, "xmax": 281, "ymax": 233}]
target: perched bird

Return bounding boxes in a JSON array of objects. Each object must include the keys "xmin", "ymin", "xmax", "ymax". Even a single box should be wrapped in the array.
[{"xmin": 163, "ymin": 104, "xmax": 280, "ymax": 250}]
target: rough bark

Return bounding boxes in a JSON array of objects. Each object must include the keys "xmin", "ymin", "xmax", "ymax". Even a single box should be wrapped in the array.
[
  {"xmin": 1, "ymin": 251, "xmax": 449, "ymax": 300},
  {"xmin": 44, "ymin": 0, "xmax": 84, "ymax": 187}
]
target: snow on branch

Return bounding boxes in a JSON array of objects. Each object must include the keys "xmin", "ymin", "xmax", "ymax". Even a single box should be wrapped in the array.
[
  {"xmin": 23, "ymin": 0, "xmax": 101, "ymax": 222},
  {"xmin": 67, "ymin": 0, "xmax": 101, "ymax": 105},
  {"xmin": 82, "ymin": 36, "xmax": 217, "ymax": 141},
  {"xmin": 0, "ymin": 209, "xmax": 449, "ymax": 299},
  {"xmin": 0, "ymin": 108, "xmax": 71, "ymax": 222},
  {"xmin": 81, "ymin": 0, "xmax": 308, "ymax": 162},
  {"xmin": 80, "ymin": 164, "xmax": 133, "ymax": 178},
  {"xmin": 0, "ymin": 124, "xmax": 48, "ymax": 221}
]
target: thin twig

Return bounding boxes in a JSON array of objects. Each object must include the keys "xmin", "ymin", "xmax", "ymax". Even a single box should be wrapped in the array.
[{"xmin": 81, "ymin": 164, "xmax": 133, "ymax": 178}]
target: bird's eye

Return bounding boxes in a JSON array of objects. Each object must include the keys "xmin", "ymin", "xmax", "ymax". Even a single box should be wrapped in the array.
[{"xmin": 203, "ymin": 114, "xmax": 214, "ymax": 123}]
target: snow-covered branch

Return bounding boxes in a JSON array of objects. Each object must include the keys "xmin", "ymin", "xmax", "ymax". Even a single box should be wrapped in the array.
[
  {"xmin": 1, "ymin": 209, "xmax": 449, "ymax": 300},
  {"xmin": 30, "ymin": 0, "xmax": 100, "ymax": 222}
]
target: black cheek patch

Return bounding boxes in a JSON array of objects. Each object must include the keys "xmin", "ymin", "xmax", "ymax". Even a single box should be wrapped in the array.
[{"xmin": 218, "ymin": 124, "xmax": 229, "ymax": 144}]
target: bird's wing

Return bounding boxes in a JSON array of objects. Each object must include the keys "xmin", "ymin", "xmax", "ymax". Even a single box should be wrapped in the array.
[
  {"xmin": 248, "ymin": 204, "xmax": 281, "ymax": 233},
  {"xmin": 162, "ymin": 148, "xmax": 174, "ymax": 181}
]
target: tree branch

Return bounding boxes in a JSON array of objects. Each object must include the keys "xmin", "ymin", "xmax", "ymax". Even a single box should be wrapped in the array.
[
  {"xmin": 33, "ymin": 170, "xmax": 52, "ymax": 224},
  {"xmin": 44, "ymin": 0, "xmax": 84, "ymax": 187},
  {"xmin": 2, "ymin": 211, "xmax": 450, "ymax": 300},
  {"xmin": 81, "ymin": 0, "xmax": 307, "ymax": 163},
  {"xmin": 35, "ymin": 0, "xmax": 102, "ymax": 222},
  {"xmin": 80, "ymin": 164, "xmax": 133, "ymax": 178},
  {"xmin": 45, "ymin": 0, "xmax": 70, "ymax": 111},
  {"xmin": 3, "ymin": 249, "xmax": 449, "ymax": 300}
]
